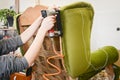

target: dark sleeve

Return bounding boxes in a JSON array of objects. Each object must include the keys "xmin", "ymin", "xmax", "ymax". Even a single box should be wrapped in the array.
[
  {"xmin": 0, "ymin": 55, "xmax": 29, "ymax": 78},
  {"xmin": 0, "ymin": 36, "xmax": 23, "ymax": 56}
]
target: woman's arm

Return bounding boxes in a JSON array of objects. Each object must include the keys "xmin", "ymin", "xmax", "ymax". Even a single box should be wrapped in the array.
[
  {"xmin": 0, "ymin": 55, "xmax": 28, "ymax": 78},
  {"xmin": 0, "ymin": 36, "xmax": 23, "ymax": 55},
  {"xmin": 0, "ymin": 16, "xmax": 43, "ymax": 55},
  {"xmin": 24, "ymin": 15, "xmax": 56, "ymax": 66},
  {"xmin": 0, "ymin": 15, "xmax": 56, "ymax": 77},
  {"xmin": 20, "ymin": 16, "xmax": 43, "ymax": 44}
]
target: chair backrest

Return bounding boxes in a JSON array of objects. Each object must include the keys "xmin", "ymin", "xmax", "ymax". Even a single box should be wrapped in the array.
[
  {"xmin": 19, "ymin": 5, "xmax": 47, "ymax": 26},
  {"xmin": 60, "ymin": 2, "xmax": 94, "ymax": 78}
]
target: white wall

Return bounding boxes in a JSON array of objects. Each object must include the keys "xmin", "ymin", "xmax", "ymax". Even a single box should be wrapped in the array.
[
  {"xmin": 40, "ymin": 0, "xmax": 120, "ymax": 51},
  {"xmin": 0, "ymin": 0, "xmax": 15, "ymax": 9},
  {"xmin": 19, "ymin": 0, "xmax": 36, "ymax": 13}
]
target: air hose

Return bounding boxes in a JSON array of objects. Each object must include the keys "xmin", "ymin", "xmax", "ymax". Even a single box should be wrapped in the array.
[{"xmin": 42, "ymin": 37, "xmax": 64, "ymax": 80}]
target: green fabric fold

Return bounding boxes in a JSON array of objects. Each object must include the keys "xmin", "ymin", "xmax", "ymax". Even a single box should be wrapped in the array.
[{"xmin": 78, "ymin": 46, "xmax": 119, "ymax": 80}]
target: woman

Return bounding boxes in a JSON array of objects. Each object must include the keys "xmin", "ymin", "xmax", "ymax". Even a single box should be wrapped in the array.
[{"xmin": 0, "ymin": 14, "xmax": 56, "ymax": 78}]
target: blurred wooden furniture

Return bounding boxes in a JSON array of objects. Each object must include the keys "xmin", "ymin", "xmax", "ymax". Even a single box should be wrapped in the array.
[{"xmin": 10, "ymin": 73, "xmax": 31, "ymax": 80}]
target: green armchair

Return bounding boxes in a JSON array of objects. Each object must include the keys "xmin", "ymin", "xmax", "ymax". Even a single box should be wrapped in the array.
[{"xmin": 60, "ymin": 2, "xmax": 119, "ymax": 80}]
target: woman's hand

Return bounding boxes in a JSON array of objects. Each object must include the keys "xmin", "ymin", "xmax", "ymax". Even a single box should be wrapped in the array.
[{"xmin": 41, "ymin": 15, "xmax": 56, "ymax": 31}]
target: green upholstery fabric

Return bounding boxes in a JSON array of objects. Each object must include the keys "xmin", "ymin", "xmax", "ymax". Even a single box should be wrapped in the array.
[
  {"xmin": 60, "ymin": 2, "xmax": 119, "ymax": 79},
  {"xmin": 90, "ymin": 46, "xmax": 118, "ymax": 70},
  {"xmin": 79, "ymin": 46, "xmax": 119, "ymax": 80},
  {"xmin": 60, "ymin": 2, "xmax": 94, "ymax": 77}
]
